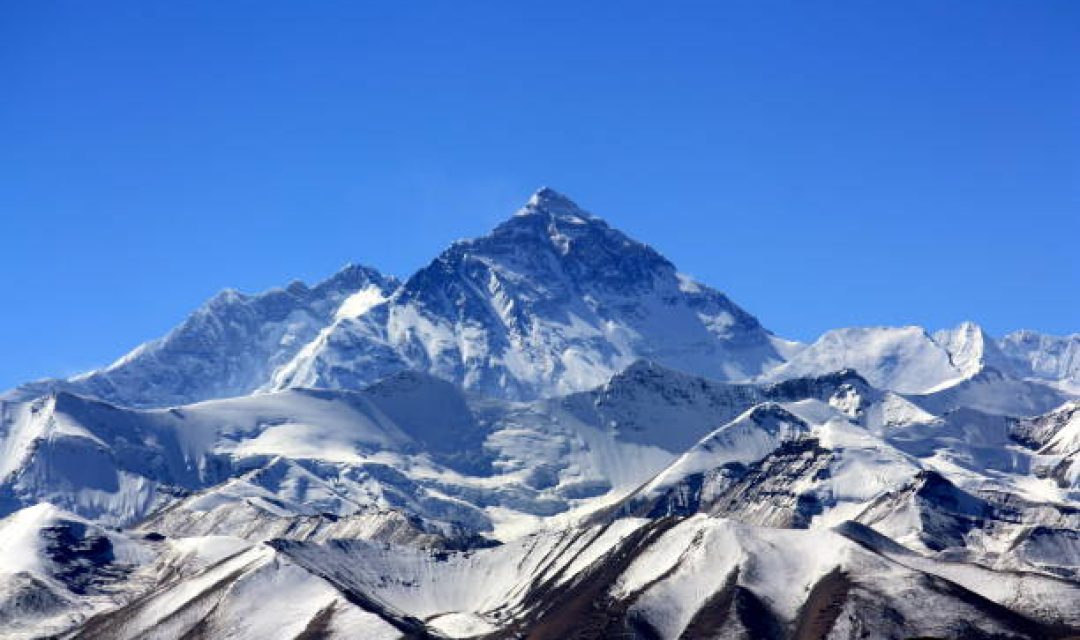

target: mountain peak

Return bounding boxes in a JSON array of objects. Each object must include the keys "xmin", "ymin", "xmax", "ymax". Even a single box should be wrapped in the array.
[
  {"xmin": 933, "ymin": 321, "xmax": 1014, "ymax": 379},
  {"xmin": 517, "ymin": 187, "xmax": 593, "ymax": 222},
  {"xmin": 465, "ymin": 187, "xmax": 654, "ymax": 269},
  {"xmin": 317, "ymin": 262, "xmax": 397, "ymax": 295}
]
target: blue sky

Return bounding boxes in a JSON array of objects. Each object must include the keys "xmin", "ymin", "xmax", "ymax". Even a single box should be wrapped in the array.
[{"xmin": 1, "ymin": 1, "xmax": 1077, "ymax": 389}]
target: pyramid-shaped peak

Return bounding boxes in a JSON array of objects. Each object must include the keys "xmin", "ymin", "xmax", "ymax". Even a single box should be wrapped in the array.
[{"xmin": 518, "ymin": 187, "xmax": 594, "ymax": 221}]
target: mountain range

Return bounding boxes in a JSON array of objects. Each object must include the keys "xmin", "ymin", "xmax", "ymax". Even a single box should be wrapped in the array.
[{"xmin": 1, "ymin": 189, "xmax": 1078, "ymax": 639}]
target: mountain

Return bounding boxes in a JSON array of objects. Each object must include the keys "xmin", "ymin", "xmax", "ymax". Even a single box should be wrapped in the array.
[
  {"xmin": 3, "ymin": 265, "xmax": 397, "ymax": 408},
  {"xmin": 268, "ymin": 188, "xmax": 793, "ymax": 400},
  {"xmin": 763, "ymin": 322, "xmax": 1074, "ymax": 416},
  {"xmin": 908, "ymin": 366, "xmax": 1070, "ymax": 417},
  {"xmin": 1001, "ymin": 330, "xmax": 1080, "ymax": 391},
  {"xmin": 933, "ymin": 320, "xmax": 1017, "ymax": 377},
  {"xmin": 760, "ymin": 325, "xmax": 962, "ymax": 394},
  {"xmin": 1, "ymin": 187, "xmax": 1079, "ymax": 638},
  {"xmin": 4, "ymin": 189, "xmax": 790, "ymax": 408}
]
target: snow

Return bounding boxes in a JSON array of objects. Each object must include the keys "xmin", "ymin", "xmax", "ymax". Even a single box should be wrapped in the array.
[
  {"xmin": 933, "ymin": 321, "xmax": 1009, "ymax": 378},
  {"xmin": 334, "ymin": 284, "xmax": 387, "ymax": 320},
  {"xmin": 428, "ymin": 612, "xmax": 498, "ymax": 637},
  {"xmin": 0, "ymin": 503, "xmax": 62, "ymax": 577},
  {"xmin": 165, "ymin": 535, "xmax": 253, "ymax": 567}
]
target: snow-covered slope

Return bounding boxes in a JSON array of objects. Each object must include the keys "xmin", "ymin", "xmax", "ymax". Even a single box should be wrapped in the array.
[
  {"xmin": 0, "ymin": 503, "xmax": 154, "ymax": 639},
  {"xmin": 269, "ymin": 188, "xmax": 789, "ymax": 400},
  {"xmin": 603, "ymin": 382, "xmax": 1080, "ymax": 575},
  {"xmin": 761, "ymin": 325, "xmax": 963, "ymax": 393},
  {"xmin": 64, "ymin": 514, "xmax": 1080, "ymax": 639},
  {"xmin": 909, "ymin": 366, "xmax": 1070, "ymax": 417},
  {"xmin": 3, "ymin": 265, "xmax": 397, "ymax": 409},
  {"xmin": 1010, "ymin": 401, "xmax": 1080, "ymax": 491},
  {"xmin": 0, "ymin": 367, "xmax": 706, "ymax": 540},
  {"xmin": 0, "ymin": 361, "xmax": 899, "ymax": 546},
  {"xmin": 0, "ymin": 380, "xmax": 541, "ymax": 541},
  {"xmin": 1001, "ymin": 330, "xmax": 1080, "ymax": 391},
  {"xmin": 68, "ymin": 539, "xmax": 401, "ymax": 640}
]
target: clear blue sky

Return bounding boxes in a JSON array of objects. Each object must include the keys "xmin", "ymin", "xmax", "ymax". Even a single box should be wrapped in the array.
[{"xmin": 1, "ymin": 1, "xmax": 1077, "ymax": 389}]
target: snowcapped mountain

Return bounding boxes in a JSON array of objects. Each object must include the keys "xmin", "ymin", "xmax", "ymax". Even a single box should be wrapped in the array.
[
  {"xmin": 761, "ymin": 325, "xmax": 963, "ymax": 394},
  {"xmin": 764, "ymin": 321, "xmax": 1075, "ymax": 416},
  {"xmin": 1, "ymin": 188, "xmax": 1079, "ymax": 638},
  {"xmin": 268, "ymin": 188, "xmax": 792, "ymax": 400},
  {"xmin": 4, "ymin": 265, "xmax": 397, "ymax": 409},
  {"xmin": 1001, "ymin": 330, "xmax": 1080, "ymax": 391}
]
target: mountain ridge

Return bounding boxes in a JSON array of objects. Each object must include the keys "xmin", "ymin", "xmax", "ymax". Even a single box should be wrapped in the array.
[{"xmin": 5, "ymin": 189, "xmax": 1074, "ymax": 410}]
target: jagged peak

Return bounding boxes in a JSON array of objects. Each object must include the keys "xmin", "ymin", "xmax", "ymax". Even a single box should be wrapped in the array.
[
  {"xmin": 744, "ymin": 401, "xmax": 804, "ymax": 423},
  {"xmin": 310, "ymin": 263, "xmax": 397, "ymax": 300},
  {"xmin": 763, "ymin": 367, "xmax": 873, "ymax": 396},
  {"xmin": 954, "ymin": 319, "xmax": 986, "ymax": 334},
  {"xmin": 432, "ymin": 188, "xmax": 612, "ymax": 260}
]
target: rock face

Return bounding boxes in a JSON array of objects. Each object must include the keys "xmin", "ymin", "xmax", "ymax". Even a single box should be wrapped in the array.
[{"xmin": 0, "ymin": 188, "xmax": 1078, "ymax": 639}]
